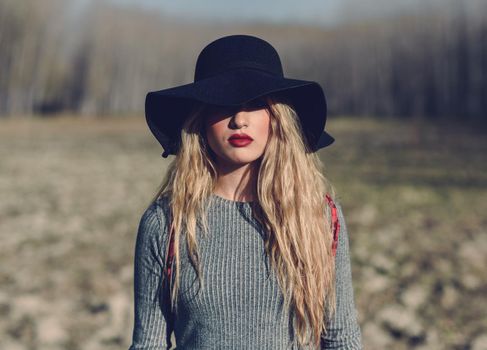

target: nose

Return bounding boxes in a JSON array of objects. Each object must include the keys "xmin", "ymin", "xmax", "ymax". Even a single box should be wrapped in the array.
[{"xmin": 230, "ymin": 111, "xmax": 248, "ymax": 129}]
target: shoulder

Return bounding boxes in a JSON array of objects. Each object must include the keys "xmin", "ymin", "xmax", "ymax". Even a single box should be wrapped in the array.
[
  {"xmin": 334, "ymin": 201, "xmax": 346, "ymax": 226},
  {"xmin": 324, "ymin": 196, "xmax": 352, "ymax": 256},
  {"xmin": 136, "ymin": 195, "xmax": 172, "ymax": 253}
]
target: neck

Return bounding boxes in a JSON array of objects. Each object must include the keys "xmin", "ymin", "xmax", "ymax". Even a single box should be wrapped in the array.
[{"xmin": 213, "ymin": 160, "xmax": 260, "ymax": 202}]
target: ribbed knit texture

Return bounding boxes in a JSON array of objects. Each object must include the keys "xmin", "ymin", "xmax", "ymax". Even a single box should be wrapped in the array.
[{"xmin": 129, "ymin": 194, "xmax": 362, "ymax": 349}]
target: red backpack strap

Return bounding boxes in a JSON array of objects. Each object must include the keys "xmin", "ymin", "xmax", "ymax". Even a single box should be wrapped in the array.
[
  {"xmin": 162, "ymin": 222, "xmax": 176, "ymax": 350},
  {"xmin": 325, "ymin": 194, "xmax": 340, "ymax": 257},
  {"xmin": 164, "ymin": 223, "xmax": 176, "ymax": 287}
]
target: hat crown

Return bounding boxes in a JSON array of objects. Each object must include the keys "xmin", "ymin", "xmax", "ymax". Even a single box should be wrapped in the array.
[{"xmin": 194, "ymin": 35, "xmax": 284, "ymax": 81}]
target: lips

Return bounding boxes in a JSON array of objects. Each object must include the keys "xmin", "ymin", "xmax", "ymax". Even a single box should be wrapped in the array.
[
  {"xmin": 228, "ymin": 133, "xmax": 253, "ymax": 140},
  {"xmin": 228, "ymin": 133, "xmax": 253, "ymax": 147}
]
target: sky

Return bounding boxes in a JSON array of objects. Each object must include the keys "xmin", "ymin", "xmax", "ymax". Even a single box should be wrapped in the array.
[
  {"xmin": 101, "ymin": 0, "xmax": 339, "ymax": 26},
  {"xmin": 71, "ymin": 0, "xmax": 479, "ymax": 27},
  {"xmin": 103, "ymin": 0, "xmax": 461, "ymax": 26}
]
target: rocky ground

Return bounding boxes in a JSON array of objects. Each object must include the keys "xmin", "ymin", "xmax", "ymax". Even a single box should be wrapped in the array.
[{"xmin": 0, "ymin": 116, "xmax": 485, "ymax": 350}]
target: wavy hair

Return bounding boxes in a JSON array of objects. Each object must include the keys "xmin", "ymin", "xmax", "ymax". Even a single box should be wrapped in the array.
[{"xmin": 150, "ymin": 94, "xmax": 337, "ymax": 348}]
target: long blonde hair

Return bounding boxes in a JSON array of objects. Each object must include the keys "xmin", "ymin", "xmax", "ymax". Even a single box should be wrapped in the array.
[{"xmin": 150, "ymin": 94, "xmax": 337, "ymax": 348}]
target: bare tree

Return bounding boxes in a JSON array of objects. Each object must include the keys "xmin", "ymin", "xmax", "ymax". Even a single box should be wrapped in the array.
[{"xmin": 0, "ymin": 0, "xmax": 485, "ymax": 122}]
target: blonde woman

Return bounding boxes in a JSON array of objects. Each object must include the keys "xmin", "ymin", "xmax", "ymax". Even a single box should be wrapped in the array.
[{"xmin": 129, "ymin": 35, "xmax": 362, "ymax": 349}]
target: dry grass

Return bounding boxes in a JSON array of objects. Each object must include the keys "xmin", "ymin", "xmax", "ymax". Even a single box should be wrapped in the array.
[{"xmin": 0, "ymin": 115, "xmax": 485, "ymax": 349}]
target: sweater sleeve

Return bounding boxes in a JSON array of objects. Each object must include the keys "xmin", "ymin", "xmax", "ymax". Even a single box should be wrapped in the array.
[
  {"xmin": 321, "ymin": 202, "xmax": 363, "ymax": 349},
  {"xmin": 129, "ymin": 200, "xmax": 170, "ymax": 350}
]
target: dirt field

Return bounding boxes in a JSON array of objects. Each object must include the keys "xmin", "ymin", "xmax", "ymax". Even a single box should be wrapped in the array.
[{"xmin": 0, "ymin": 115, "xmax": 485, "ymax": 349}]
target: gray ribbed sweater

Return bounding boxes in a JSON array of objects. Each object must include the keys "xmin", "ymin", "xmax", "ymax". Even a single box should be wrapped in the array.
[{"xmin": 129, "ymin": 194, "xmax": 362, "ymax": 349}]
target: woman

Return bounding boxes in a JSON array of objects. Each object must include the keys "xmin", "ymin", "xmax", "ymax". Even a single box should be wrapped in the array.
[{"xmin": 129, "ymin": 34, "xmax": 362, "ymax": 349}]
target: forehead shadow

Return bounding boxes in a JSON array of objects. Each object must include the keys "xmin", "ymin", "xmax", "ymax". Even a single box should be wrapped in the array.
[
  {"xmin": 203, "ymin": 98, "xmax": 271, "ymax": 125},
  {"xmin": 203, "ymin": 105, "xmax": 237, "ymax": 124}
]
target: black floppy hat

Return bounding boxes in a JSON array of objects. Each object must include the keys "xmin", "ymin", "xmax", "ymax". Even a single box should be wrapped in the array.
[{"xmin": 145, "ymin": 34, "xmax": 335, "ymax": 158}]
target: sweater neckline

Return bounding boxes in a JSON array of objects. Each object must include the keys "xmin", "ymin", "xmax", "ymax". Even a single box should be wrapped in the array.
[{"xmin": 211, "ymin": 193, "xmax": 255, "ymax": 205}]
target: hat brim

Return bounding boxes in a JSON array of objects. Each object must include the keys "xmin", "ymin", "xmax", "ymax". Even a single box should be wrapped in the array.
[{"xmin": 145, "ymin": 68, "xmax": 334, "ymax": 157}]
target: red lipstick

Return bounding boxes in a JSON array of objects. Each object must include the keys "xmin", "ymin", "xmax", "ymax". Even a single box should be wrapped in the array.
[{"xmin": 228, "ymin": 133, "xmax": 253, "ymax": 147}]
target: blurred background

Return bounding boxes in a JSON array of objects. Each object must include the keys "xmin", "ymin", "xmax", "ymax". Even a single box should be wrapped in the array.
[{"xmin": 0, "ymin": 0, "xmax": 486, "ymax": 349}]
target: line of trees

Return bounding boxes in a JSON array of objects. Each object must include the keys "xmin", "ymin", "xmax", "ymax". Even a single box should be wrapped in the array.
[{"xmin": 0, "ymin": 0, "xmax": 485, "ymax": 121}]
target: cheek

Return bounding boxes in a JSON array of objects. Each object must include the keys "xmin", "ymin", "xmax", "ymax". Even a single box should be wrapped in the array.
[
  {"xmin": 257, "ymin": 111, "xmax": 271, "ymax": 141},
  {"xmin": 207, "ymin": 120, "xmax": 226, "ymax": 140},
  {"xmin": 205, "ymin": 119, "xmax": 228, "ymax": 151}
]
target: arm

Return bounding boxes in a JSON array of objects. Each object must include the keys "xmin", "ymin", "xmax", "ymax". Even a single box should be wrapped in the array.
[
  {"xmin": 321, "ymin": 202, "xmax": 363, "ymax": 349},
  {"xmin": 129, "ymin": 200, "xmax": 170, "ymax": 350}
]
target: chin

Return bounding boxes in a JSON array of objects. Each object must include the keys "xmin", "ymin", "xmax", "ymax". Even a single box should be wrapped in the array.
[
  {"xmin": 224, "ymin": 153, "xmax": 263, "ymax": 165},
  {"xmin": 230, "ymin": 157, "xmax": 260, "ymax": 165}
]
